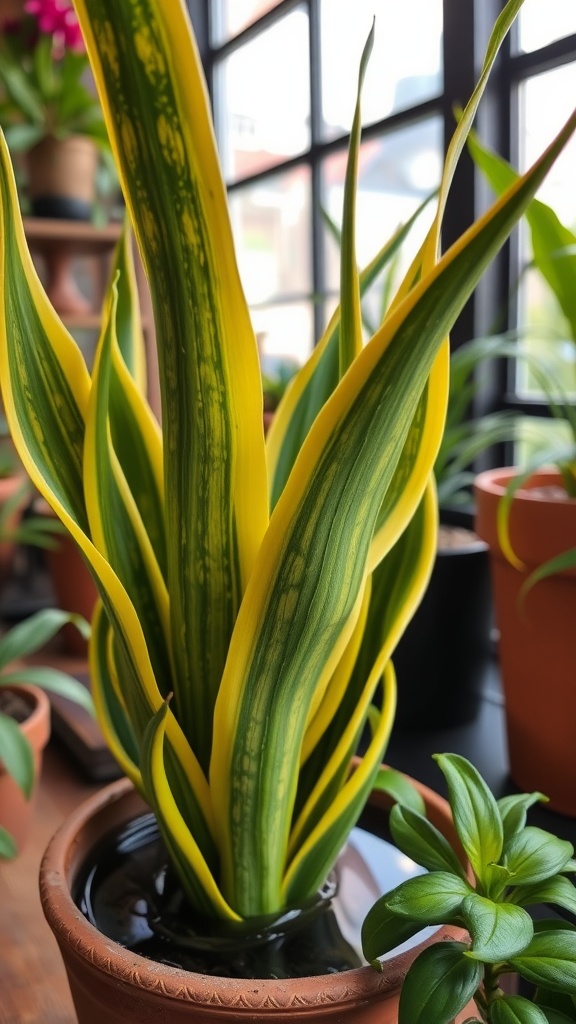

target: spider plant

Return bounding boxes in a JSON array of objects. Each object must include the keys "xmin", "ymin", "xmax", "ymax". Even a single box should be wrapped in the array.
[
  {"xmin": 469, "ymin": 132, "xmax": 576, "ymax": 579},
  {"xmin": 0, "ymin": 0, "xmax": 575, "ymax": 928}
]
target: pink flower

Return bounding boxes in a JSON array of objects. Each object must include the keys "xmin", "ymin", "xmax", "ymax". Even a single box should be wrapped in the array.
[{"xmin": 23, "ymin": 0, "xmax": 85, "ymax": 54}]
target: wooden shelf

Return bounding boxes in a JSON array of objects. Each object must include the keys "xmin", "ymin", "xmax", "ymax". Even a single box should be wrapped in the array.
[{"xmin": 23, "ymin": 217, "xmax": 122, "ymax": 257}]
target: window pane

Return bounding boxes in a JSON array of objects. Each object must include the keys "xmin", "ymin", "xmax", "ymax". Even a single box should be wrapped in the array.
[
  {"xmin": 516, "ymin": 65, "xmax": 576, "ymax": 398},
  {"xmin": 253, "ymin": 302, "xmax": 314, "ymax": 368},
  {"xmin": 211, "ymin": 0, "xmax": 279, "ymax": 44},
  {"xmin": 515, "ymin": 416, "xmax": 574, "ymax": 467},
  {"xmin": 229, "ymin": 166, "xmax": 311, "ymax": 306},
  {"xmin": 322, "ymin": 118, "xmax": 442, "ymax": 327},
  {"xmin": 215, "ymin": 9, "xmax": 310, "ymax": 182},
  {"xmin": 320, "ymin": 0, "xmax": 443, "ymax": 141},
  {"xmin": 518, "ymin": 0, "xmax": 576, "ymax": 53}
]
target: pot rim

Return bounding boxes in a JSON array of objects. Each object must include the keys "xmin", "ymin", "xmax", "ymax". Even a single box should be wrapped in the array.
[
  {"xmin": 1, "ymin": 683, "xmax": 51, "ymax": 751},
  {"xmin": 39, "ymin": 772, "xmax": 467, "ymax": 1010},
  {"xmin": 475, "ymin": 466, "xmax": 576, "ymax": 504}
]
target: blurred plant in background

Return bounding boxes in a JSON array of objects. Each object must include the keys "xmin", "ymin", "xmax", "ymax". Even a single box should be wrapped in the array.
[{"xmin": 0, "ymin": 0, "xmax": 116, "ymax": 217}]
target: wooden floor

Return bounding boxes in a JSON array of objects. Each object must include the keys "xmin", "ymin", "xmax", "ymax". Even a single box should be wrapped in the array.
[{"xmin": 0, "ymin": 744, "xmax": 102, "ymax": 1024}]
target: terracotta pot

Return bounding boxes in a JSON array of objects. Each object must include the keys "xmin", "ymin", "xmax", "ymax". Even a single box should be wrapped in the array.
[
  {"xmin": 26, "ymin": 135, "xmax": 98, "ymax": 222},
  {"xmin": 40, "ymin": 774, "xmax": 475, "ymax": 1023},
  {"xmin": 0, "ymin": 684, "xmax": 51, "ymax": 853},
  {"xmin": 33, "ymin": 501, "xmax": 98, "ymax": 656},
  {"xmin": 0, "ymin": 473, "xmax": 26, "ymax": 587},
  {"xmin": 475, "ymin": 467, "xmax": 576, "ymax": 815},
  {"xmin": 45, "ymin": 531, "xmax": 98, "ymax": 657}
]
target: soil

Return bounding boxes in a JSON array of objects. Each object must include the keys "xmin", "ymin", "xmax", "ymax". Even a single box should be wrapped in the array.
[
  {"xmin": 520, "ymin": 484, "xmax": 571, "ymax": 502},
  {"xmin": 438, "ymin": 525, "xmax": 481, "ymax": 550},
  {"xmin": 0, "ymin": 688, "xmax": 32, "ymax": 724}
]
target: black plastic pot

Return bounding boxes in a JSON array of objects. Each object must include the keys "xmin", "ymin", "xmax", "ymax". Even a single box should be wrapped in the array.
[{"xmin": 393, "ymin": 515, "xmax": 492, "ymax": 731}]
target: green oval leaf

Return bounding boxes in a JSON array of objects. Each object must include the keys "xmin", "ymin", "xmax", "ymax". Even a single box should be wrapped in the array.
[
  {"xmin": 0, "ymin": 825, "xmax": 18, "ymax": 859},
  {"xmin": 505, "ymin": 828, "xmax": 575, "ymax": 886},
  {"xmin": 0, "ymin": 711, "xmax": 34, "ymax": 798},
  {"xmin": 490, "ymin": 995, "xmax": 548, "ymax": 1024},
  {"xmin": 434, "ymin": 753, "xmax": 503, "ymax": 885},
  {"xmin": 398, "ymin": 941, "xmax": 482, "ymax": 1024},
  {"xmin": 539, "ymin": 1010, "xmax": 576, "ymax": 1024},
  {"xmin": 511, "ymin": 875, "xmax": 576, "ymax": 917},
  {"xmin": 372, "ymin": 767, "xmax": 426, "ymax": 814},
  {"xmin": 389, "ymin": 802, "xmax": 467, "ymax": 878},
  {"xmin": 361, "ymin": 896, "xmax": 429, "ymax": 963},
  {"xmin": 498, "ymin": 793, "xmax": 549, "ymax": 844},
  {"xmin": 510, "ymin": 929, "xmax": 576, "ymax": 994},
  {"xmin": 386, "ymin": 871, "xmax": 471, "ymax": 923},
  {"xmin": 0, "ymin": 608, "xmax": 89, "ymax": 672},
  {"xmin": 462, "ymin": 892, "xmax": 533, "ymax": 962}
]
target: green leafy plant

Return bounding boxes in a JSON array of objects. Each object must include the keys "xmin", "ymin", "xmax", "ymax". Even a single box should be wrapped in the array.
[
  {"xmin": 0, "ymin": 607, "xmax": 93, "ymax": 858},
  {"xmin": 0, "ymin": 0, "xmax": 574, "ymax": 934},
  {"xmin": 362, "ymin": 753, "xmax": 576, "ymax": 1024},
  {"xmin": 0, "ymin": 0, "xmax": 108, "ymax": 155}
]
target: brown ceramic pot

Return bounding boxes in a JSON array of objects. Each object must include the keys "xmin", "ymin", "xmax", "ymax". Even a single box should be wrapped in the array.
[
  {"xmin": 26, "ymin": 135, "xmax": 98, "ymax": 223},
  {"xmin": 475, "ymin": 467, "xmax": 576, "ymax": 815},
  {"xmin": 40, "ymin": 774, "xmax": 474, "ymax": 1023},
  {"xmin": 0, "ymin": 684, "xmax": 51, "ymax": 853}
]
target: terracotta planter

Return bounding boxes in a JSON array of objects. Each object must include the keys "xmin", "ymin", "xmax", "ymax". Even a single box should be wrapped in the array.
[
  {"xmin": 0, "ymin": 684, "xmax": 51, "ymax": 853},
  {"xmin": 40, "ymin": 774, "xmax": 475, "ymax": 1023},
  {"xmin": 26, "ymin": 135, "xmax": 98, "ymax": 222},
  {"xmin": 0, "ymin": 473, "xmax": 26, "ymax": 587},
  {"xmin": 45, "ymin": 531, "xmax": 98, "ymax": 657},
  {"xmin": 33, "ymin": 501, "xmax": 98, "ymax": 656},
  {"xmin": 475, "ymin": 467, "xmax": 576, "ymax": 815}
]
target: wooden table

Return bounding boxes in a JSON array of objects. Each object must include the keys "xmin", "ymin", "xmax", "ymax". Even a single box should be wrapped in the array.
[{"xmin": 0, "ymin": 743, "xmax": 102, "ymax": 1024}]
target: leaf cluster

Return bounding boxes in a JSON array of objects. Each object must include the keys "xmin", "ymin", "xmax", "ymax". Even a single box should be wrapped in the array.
[{"xmin": 362, "ymin": 753, "xmax": 576, "ymax": 1024}]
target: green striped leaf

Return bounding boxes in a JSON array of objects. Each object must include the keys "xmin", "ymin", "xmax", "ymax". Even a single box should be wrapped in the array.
[
  {"xmin": 141, "ymin": 701, "xmax": 240, "ymax": 921},
  {"xmin": 86, "ymin": 282, "xmax": 172, "ymax": 696},
  {"xmin": 282, "ymin": 663, "xmax": 396, "ymax": 906},
  {"xmin": 73, "ymin": 0, "xmax": 269, "ymax": 770},
  {"xmin": 212, "ymin": 107, "xmax": 576, "ymax": 914},
  {"xmin": 268, "ymin": 192, "xmax": 437, "ymax": 509},
  {"xmin": 106, "ymin": 220, "xmax": 147, "ymax": 388}
]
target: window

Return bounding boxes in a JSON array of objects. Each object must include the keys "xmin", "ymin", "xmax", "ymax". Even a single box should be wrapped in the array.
[
  {"xmin": 203, "ymin": 0, "xmax": 451, "ymax": 375},
  {"xmin": 497, "ymin": 2, "xmax": 576, "ymax": 463},
  {"xmin": 191, "ymin": 0, "xmax": 576, "ymax": 458}
]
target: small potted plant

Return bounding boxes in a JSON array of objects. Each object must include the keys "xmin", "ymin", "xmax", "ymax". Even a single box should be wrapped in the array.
[
  {"xmin": 0, "ymin": 606, "xmax": 93, "ymax": 858},
  {"xmin": 0, "ymin": 0, "xmax": 111, "ymax": 221},
  {"xmin": 363, "ymin": 752, "xmax": 576, "ymax": 1024},
  {"xmin": 0, "ymin": 0, "xmax": 575, "ymax": 1020}
]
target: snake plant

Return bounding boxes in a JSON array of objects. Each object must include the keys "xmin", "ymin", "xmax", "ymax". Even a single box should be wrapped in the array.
[{"xmin": 0, "ymin": 0, "xmax": 575, "ymax": 925}]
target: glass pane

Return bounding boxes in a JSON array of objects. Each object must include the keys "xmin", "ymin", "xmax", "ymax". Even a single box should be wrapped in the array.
[
  {"xmin": 515, "ymin": 416, "xmax": 574, "ymax": 468},
  {"xmin": 518, "ymin": 0, "xmax": 576, "ymax": 52},
  {"xmin": 229, "ymin": 166, "xmax": 312, "ymax": 306},
  {"xmin": 211, "ymin": 0, "xmax": 279, "ymax": 44},
  {"xmin": 320, "ymin": 0, "xmax": 443, "ymax": 140},
  {"xmin": 252, "ymin": 302, "xmax": 314, "ymax": 369},
  {"xmin": 215, "ymin": 8, "xmax": 310, "ymax": 182},
  {"xmin": 322, "ymin": 118, "xmax": 443, "ymax": 330},
  {"xmin": 516, "ymin": 65, "xmax": 576, "ymax": 398}
]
